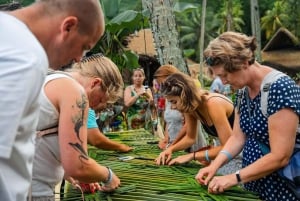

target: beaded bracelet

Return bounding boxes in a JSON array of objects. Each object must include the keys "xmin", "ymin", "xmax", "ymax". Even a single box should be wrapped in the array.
[
  {"xmin": 205, "ymin": 150, "xmax": 210, "ymax": 162},
  {"xmin": 220, "ymin": 150, "xmax": 233, "ymax": 161}
]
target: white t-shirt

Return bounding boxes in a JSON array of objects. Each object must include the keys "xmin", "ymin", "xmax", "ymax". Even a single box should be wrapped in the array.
[{"xmin": 0, "ymin": 12, "xmax": 48, "ymax": 201}]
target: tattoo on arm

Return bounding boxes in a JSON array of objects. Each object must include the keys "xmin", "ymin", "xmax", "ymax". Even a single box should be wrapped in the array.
[
  {"xmin": 69, "ymin": 142, "xmax": 88, "ymax": 160},
  {"xmin": 72, "ymin": 93, "xmax": 88, "ymax": 143},
  {"xmin": 70, "ymin": 93, "xmax": 89, "ymax": 161}
]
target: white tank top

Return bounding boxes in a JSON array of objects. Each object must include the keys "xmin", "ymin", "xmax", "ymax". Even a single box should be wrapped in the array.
[{"xmin": 31, "ymin": 73, "xmax": 74, "ymax": 197}]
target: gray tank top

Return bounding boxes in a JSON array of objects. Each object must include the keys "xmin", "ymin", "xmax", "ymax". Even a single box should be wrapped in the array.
[{"xmin": 164, "ymin": 101, "xmax": 207, "ymax": 151}]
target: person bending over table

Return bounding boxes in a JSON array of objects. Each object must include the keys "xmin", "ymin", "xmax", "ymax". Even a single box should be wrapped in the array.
[
  {"xmin": 155, "ymin": 72, "xmax": 241, "ymax": 175},
  {"xmin": 0, "ymin": 0, "xmax": 104, "ymax": 200},
  {"xmin": 87, "ymin": 108, "xmax": 133, "ymax": 152},
  {"xmin": 154, "ymin": 65, "xmax": 206, "ymax": 153},
  {"xmin": 30, "ymin": 54, "xmax": 123, "ymax": 200},
  {"xmin": 196, "ymin": 31, "xmax": 300, "ymax": 201}
]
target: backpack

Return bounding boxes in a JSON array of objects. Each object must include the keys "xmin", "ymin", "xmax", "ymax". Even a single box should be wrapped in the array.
[{"xmin": 237, "ymin": 70, "xmax": 300, "ymax": 198}]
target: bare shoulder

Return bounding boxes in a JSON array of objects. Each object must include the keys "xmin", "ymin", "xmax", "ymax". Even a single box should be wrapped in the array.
[
  {"xmin": 205, "ymin": 93, "xmax": 233, "ymax": 114},
  {"xmin": 124, "ymin": 85, "xmax": 132, "ymax": 92},
  {"xmin": 46, "ymin": 76, "xmax": 82, "ymax": 94},
  {"xmin": 44, "ymin": 77, "xmax": 85, "ymax": 108},
  {"xmin": 206, "ymin": 93, "xmax": 231, "ymax": 104}
]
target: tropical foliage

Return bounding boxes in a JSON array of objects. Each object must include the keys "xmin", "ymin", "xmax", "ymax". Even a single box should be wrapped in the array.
[
  {"xmin": 1, "ymin": 0, "xmax": 299, "ymax": 69},
  {"xmin": 261, "ymin": 1, "xmax": 289, "ymax": 39}
]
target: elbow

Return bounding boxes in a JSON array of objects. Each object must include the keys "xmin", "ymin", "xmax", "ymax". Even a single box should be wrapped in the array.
[
  {"xmin": 89, "ymin": 138, "xmax": 103, "ymax": 147},
  {"xmin": 63, "ymin": 165, "xmax": 86, "ymax": 180},
  {"xmin": 279, "ymin": 156, "xmax": 290, "ymax": 168},
  {"xmin": 63, "ymin": 161, "xmax": 92, "ymax": 181},
  {"xmin": 124, "ymin": 101, "xmax": 131, "ymax": 107},
  {"xmin": 186, "ymin": 136, "xmax": 196, "ymax": 146},
  {"xmin": 272, "ymin": 152, "xmax": 291, "ymax": 169}
]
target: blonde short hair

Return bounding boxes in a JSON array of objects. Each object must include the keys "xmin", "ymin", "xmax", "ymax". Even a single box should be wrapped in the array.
[{"xmin": 71, "ymin": 54, "xmax": 124, "ymax": 103}]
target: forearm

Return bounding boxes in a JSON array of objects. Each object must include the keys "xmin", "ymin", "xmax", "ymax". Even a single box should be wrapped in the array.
[
  {"xmin": 237, "ymin": 153, "xmax": 285, "ymax": 184},
  {"xmin": 168, "ymin": 135, "xmax": 195, "ymax": 152},
  {"xmin": 88, "ymin": 129, "xmax": 128, "ymax": 152},
  {"xmin": 64, "ymin": 158, "xmax": 111, "ymax": 183},
  {"xmin": 171, "ymin": 126, "xmax": 186, "ymax": 145},
  {"xmin": 125, "ymin": 95, "xmax": 138, "ymax": 107},
  {"xmin": 194, "ymin": 145, "xmax": 223, "ymax": 162},
  {"xmin": 94, "ymin": 138, "xmax": 126, "ymax": 151},
  {"xmin": 209, "ymin": 133, "xmax": 244, "ymax": 170}
]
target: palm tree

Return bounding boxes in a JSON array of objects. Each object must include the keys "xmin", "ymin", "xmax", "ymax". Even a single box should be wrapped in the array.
[
  {"xmin": 216, "ymin": 0, "xmax": 244, "ymax": 33},
  {"xmin": 250, "ymin": 0, "xmax": 262, "ymax": 62},
  {"xmin": 142, "ymin": 0, "xmax": 189, "ymax": 73},
  {"xmin": 174, "ymin": 2, "xmax": 218, "ymax": 62},
  {"xmin": 281, "ymin": 0, "xmax": 300, "ymax": 39},
  {"xmin": 261, "ymin": 1, "xmax": 289, "ymax": 39}
]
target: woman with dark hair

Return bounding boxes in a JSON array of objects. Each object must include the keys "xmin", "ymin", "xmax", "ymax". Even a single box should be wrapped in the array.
[
  {"xmin": 154, "ymin": 65, "xmax": 206, "ymax": 152},
  {"xmin": 155, "ymin": 71, "xmax": 241, "ymax": 175}
]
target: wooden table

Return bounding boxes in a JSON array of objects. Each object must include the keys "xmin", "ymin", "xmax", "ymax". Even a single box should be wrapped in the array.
[{"xmin": 62, "ymin": 129, "xmax": 260, "ymax": 201}]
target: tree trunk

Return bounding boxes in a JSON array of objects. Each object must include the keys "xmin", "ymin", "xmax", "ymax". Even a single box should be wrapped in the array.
[
  {"xmin": 199, "ymin": 0, "xmax": 207, "ymax": 85},
  {"xmin": 142, "ymin": 0, "xmax": 189, "ymax": 74},
  {"xmin": 250, "ymin": 0, "xmax": 262, "ymax": 62},
  {"xmin": 226, "ymin": 0, "xmax": 233, "ymax": 31}
]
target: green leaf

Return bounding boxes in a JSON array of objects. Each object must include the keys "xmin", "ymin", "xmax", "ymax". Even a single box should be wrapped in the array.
[
  {"xmin": 107, "ymin": 10, "xmax": 144, "ymax": 34},
  {"xmin": 122, "ymin": 50, "xmax": 140, "ymax": 69}
]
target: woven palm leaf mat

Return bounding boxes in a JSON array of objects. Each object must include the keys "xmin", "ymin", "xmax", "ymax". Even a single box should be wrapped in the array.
[{"xmin": 61, "ymin": 129, "xmax": 260, "ymax": 201}]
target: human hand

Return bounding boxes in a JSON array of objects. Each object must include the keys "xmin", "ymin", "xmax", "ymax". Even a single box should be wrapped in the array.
[
  {"xmin": 195, "ymin": 165, "xmax": 217, "ymax": 186},
  {"xmin": 155, "ymin": 149, "xmax": 172, "ymax": 165},
  {"xmin": 136, "ymin": 87, "xmax": 148, "ymax": 96},
  {"xmin": 118, "ymin": 144, "xmax": 134, "ymax": 153},
  {"xmin": 78, "ymin": 182, "xmax": 101, "ymax": 193},
  {"xmin": 158, "ymin": 139, "xmax": 168, "ymax": 150},
  {"xmin": 100, "ymin": 170, "xmax": 121, "ymax": 192},
  {"xmin": 206, "ymin": 174, "xmax": 236, "ymax": 194},
  {"xmin": 168, "ymin": 153, "xmax": 193, "ymax": 165}
]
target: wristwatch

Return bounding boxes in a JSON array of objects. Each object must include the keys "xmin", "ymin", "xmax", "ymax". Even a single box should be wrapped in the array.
[{"xmin": 235, "ymin": 170, "xmax": 242, "ymax": 184}]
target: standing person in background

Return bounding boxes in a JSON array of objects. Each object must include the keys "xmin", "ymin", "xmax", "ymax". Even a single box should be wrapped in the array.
[
  {"xmin": 208, "ymin": 68, "xmax": 225, "ymax": 94},
  {"xmin": 156, "ymin": 72, "xmax": 241, "ymax": 176},
  {"xmin": 209, "ymin": 68, "xmax": 233, "ymax": 99},
  {"xmin": 196, "ymin": 31, "xmax": 300, "ymax": 200},
  {"xmin": 190, "ymin": 68, "xmax": 202, "ymax": 88},
  {"xmin": 154, "ymin": 65, "xmax": 206, "ymax": 153},
  {"xmin": 124, "ymin": 68, "xmax": 154, "ymax": 130},
  {"xmin": 0, "ymin": 1, "xmax": 104, "ymax": 200},
  {"xmin": 31, "ymin": 55, "xmax": 122, "ymax": 200}
]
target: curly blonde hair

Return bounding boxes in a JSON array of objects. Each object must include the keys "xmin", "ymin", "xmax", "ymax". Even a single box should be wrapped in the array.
[{"xmin": 204, "ymin": 31, "xmax": 257, "ymax": 72}]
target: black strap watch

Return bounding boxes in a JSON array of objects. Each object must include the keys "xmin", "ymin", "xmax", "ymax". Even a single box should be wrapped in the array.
[{"xmin": 235, "ymin": 170, "xmax": 242, "ymax": 184}]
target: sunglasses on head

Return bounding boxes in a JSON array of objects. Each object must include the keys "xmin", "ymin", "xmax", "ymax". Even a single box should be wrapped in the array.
[{"xmin": 204, "ymin": 57, "xmax": 221, "ymax": 66}]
